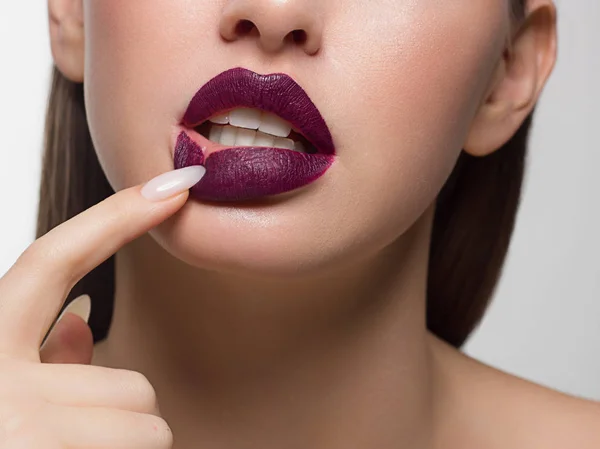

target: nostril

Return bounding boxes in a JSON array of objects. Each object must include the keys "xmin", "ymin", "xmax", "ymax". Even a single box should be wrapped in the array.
[
  {"xmin": 291, "ymin": 29, "xmax": 308, "ymax": 45},
  {"xmin": 235, "ymin": 19, "xmax": 256, "ymax": 36}
]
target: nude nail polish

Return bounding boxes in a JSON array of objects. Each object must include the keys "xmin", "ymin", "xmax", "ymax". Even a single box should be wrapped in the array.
[{"xmin": 141, "ymin": 166, "xmax": 206, "ymax": 201}]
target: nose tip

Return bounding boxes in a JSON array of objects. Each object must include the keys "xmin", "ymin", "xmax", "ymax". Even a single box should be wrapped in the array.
[{"xmin": 219, "ymin": 0, "xmax": 323, "ymax": 55}]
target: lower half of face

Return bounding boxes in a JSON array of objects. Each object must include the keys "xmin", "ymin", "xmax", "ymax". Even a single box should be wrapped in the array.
[{"xmin": 83, "ymin": 0, "xmax": 509, "ymax": 276}]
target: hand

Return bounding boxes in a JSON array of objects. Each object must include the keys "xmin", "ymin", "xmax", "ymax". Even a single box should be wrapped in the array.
[{"xmin": 0, "ymin": 166, "xmax": 205, "ymax": 448}]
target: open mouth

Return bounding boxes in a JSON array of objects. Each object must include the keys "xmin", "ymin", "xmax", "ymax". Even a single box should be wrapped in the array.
[
  {"xmin": 194, "ymin": 107, "xmax": 319, "ymax": 154},
  {"xmin": 175, "ymin": 67, "xmax": 336, "ymax": 202}
]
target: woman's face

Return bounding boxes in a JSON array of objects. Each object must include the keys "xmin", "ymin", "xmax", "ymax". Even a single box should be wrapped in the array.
[{"xmin": 82, "ymin": 0, "xmax": 510, "ymax": 275}]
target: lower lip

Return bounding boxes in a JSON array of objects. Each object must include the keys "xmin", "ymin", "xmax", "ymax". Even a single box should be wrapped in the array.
[{"xmin": 173, "ymin": 130, "xmax": 335, "ymax": 202}]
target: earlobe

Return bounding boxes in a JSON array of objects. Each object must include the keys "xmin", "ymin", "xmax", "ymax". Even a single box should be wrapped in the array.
[
  {"xmin": 48, "ymin": 0, "xmax": 85, "ymax": 83},
  {"xmin": 464, "ymin": 1, "xmax": 557, "ymax": 157}
]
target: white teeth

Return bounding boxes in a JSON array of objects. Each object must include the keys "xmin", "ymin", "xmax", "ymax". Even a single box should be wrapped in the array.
[
  {"xmin": 207, "ymin": 108, "xmax": 293, "ymax": 138},
  {"xmin": 206, "ymin": 123, "xmax": 309, "ymax": 153},
  {"xmin": 229, "ymin": 108, "xmax": 262, "ymax": 130},
  {"xmin": 220, "ymin": 125, "xmax": 238, "ymax": 146},
  {"xmin": 209, "ymin": 113, "xmax": 229, "ymax": 125},
  {"xmin": 273, "ymin": 137, "xmax": 295, "ymax": 150},
  {"xmin": 235, "ymin": 128, "xmax": 256, "ymax": 146},
  {"xmin": 258, "ymin": 112, "xmax": 292, "ymax": 138},
  {"xmin": 253, "ymin": 131, "xmax": 275, "ymax": 147},
  {"xmin": 209, "ymin": 125, "xmax": 223, "ymax": 142}
]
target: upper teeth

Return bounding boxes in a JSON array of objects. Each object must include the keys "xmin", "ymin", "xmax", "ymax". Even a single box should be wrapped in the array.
[
  {"xmin": 210, "ymin": 108, "xmax": 292, "ymax": 138},
  {"xmin": 206, "ymin": 107, "xmax": 308, "ymax": 152},
  {"xmin": 208, "ymin": 125, "xmax": 306, "ymax": 152}
]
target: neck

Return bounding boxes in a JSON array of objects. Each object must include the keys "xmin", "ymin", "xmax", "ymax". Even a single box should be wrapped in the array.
[{"xmin": 94, "ymin": 205, "xmax": 441, "ymax": 449}]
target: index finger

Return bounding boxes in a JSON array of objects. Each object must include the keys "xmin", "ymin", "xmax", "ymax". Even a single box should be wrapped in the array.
[{"xmin": 0, "ymin": 166, "xmax": 205, "ymax": 360}]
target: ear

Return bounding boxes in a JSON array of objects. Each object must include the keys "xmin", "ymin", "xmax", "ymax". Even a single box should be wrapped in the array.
[
  {"xmin": 464, "ymin": 1, "xmax": 557, "ymax": 157},
  {"xmin": 48, "ymin": 0, "xmax": 85, "ymax": 83}
]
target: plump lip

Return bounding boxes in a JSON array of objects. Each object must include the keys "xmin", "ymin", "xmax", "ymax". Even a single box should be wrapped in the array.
[
  {"xmin": 182, "ymin": 67, "xmax": 335, "ymax": 155},
  {"xmin": 174, "ymin": 68, "xmax": 336, "ymax": 202}
]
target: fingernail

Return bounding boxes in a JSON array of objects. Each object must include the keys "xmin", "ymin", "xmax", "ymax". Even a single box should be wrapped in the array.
[
  {"xmin": 57, "ymin": 294, "xmax": 92, "ymax": 325},
  {"xmin": 141, "ymin": 166, "xmax": 206, "ymax": 201}
]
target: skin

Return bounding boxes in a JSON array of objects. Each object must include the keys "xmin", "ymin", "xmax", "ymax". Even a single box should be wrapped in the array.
[{"xmin": 0, "ymin": 0, "xmax": 586, "ymax": 447}]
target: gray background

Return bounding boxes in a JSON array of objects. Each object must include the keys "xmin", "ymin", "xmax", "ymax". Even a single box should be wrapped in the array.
[{"xmin": 1, "ymin": 2, "xmax": 598, "ymax": 400}]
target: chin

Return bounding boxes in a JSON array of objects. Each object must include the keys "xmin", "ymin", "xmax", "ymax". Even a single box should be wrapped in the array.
[
  {"xmin": 146, "ymin": 182, "xmax": 354, "ymax": 278},
  {"xmin": 146, "ymin": 180, "xmax": 437, "ymax": 281}
]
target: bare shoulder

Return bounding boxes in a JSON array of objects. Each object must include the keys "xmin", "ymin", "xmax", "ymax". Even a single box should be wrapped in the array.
[{"xmin": 430, "ymin": 335, "xmax": 600, "ymax": 449}]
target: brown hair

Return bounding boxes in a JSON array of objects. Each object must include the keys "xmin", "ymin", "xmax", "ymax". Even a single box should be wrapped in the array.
[{"xmin": 37, "ymin": 1, "xmax": 529, "ymax": 348}]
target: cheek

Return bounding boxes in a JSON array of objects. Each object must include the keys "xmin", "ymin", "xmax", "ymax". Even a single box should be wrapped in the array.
[
  {"xmin": 82, "ymin": 1, "xmax": 218, "ymax": 190},
  {"xmin": 319, "ymin": 1, "xmax": 508, "ymax": 233}
]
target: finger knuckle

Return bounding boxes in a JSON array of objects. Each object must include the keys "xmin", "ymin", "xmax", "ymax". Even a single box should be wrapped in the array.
[
  {"xmin": 18, "ymin": 239, "xmax": 52, "ymax": 267},
  {"xmin": 100, "ymin": 194, "xmax": 133, "ymax": 227},
  {"xmin": 17, "ymin": 238, "xmax": 65, "ymax": 279},
  {"xmin": 126, "ymin": 371, "xmax": 158, "ymax": 410}
]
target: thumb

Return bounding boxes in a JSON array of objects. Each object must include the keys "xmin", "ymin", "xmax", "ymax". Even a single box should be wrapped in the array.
[{"xmin": 40, "ymin": 295, "xmax": 94, "ymax": 365}]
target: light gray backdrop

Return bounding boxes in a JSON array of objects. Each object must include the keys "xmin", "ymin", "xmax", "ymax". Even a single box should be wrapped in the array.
[{"xmin": 1, "ymin": 2, "xmax": 598, "ymax": 400}]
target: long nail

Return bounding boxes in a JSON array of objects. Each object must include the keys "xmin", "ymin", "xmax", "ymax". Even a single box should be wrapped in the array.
[
  {"xmin": 56, "ymin": 294, "xmax": 92, "ymax": 325},
  {"xmin": 141, "ymin": 166, "xmax": 206, "ymax": 201}
]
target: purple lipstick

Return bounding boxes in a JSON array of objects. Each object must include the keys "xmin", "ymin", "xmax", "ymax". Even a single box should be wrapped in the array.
[{"xmin": 175, "ymin": 67, "xmax": 336, "ymax": 202}]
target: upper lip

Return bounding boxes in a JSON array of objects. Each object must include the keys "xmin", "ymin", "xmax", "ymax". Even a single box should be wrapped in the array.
[{"xmin": 181, "ymin": 67, "xmax": 335, "ymax": 155}]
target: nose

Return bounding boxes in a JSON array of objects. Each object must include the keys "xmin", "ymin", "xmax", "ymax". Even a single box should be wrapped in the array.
[{"xmin": 219, "ymin": 0, "xmax": 323, "ymax": 55}]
